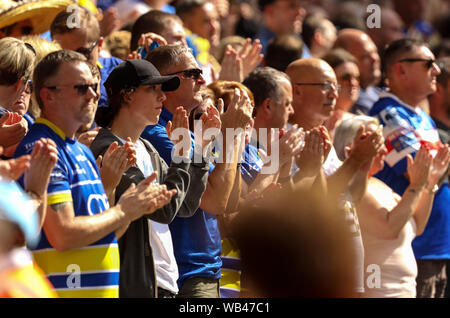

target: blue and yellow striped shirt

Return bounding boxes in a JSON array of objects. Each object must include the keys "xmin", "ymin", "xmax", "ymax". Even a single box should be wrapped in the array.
[{"xmin": 15, "ymin": 118, "xmax": 120, "ymax": 298}]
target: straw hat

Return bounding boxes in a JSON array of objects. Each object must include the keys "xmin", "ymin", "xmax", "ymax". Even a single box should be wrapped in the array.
[{"xmin": 0, "ymin": 0, "xmax": 76, "ymax": 35}]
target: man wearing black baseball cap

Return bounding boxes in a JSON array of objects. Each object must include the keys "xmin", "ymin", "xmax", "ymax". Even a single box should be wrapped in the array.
[
  {"xmin": 13, "ymin": 50, "xmax": 176, "ymax": 298},
  {"xmin": 104, "ymin": 59, "xmax": 180, "ymax": 96},
  {"xmin": 91, "ymin": 58, "xmax": 212, "ymax": 298}
]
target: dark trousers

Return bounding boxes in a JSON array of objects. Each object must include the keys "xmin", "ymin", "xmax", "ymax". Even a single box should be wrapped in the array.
[
  {"xmin": 157, "ymin": 287, "xmax": 176, "ymax": 298},
  {"xmin": 445, "ymin": 260, "xmax": 450, "ymax": 298},
  {"xmin": 176, "ymin": 277, "xmax": 220, "ymax": 298},
  {"xmin": 416, "ymin": 259, "xmax": 447, "ymax": 298}
]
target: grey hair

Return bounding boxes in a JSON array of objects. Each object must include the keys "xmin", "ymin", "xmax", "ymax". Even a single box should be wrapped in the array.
[
  {"xmin": 145, "ymin": 44, "xmax": 193, "ymax": 74},
  {"xmin": 243, "ymin": 67, "xmax": 290, "ymax": 111},
  {"xmin": 333, "ymin": 115, "xmax": 379, "ymax": 161}
]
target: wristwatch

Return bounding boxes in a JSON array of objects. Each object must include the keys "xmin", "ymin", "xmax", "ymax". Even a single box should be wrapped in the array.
[{"xmin": 426, "ymin": 184, "xmax": 439, "ymax": 194}]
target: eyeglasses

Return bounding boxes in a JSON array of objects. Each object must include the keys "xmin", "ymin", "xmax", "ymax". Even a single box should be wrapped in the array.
[
  {"xmin": 167, "ymin": 68, "xmax": 203, "ymax": 80},
  {"xmin": 76, "ymin": 39, "xmax": 100, "ymax": 58},
  {"xmin": 24, "ymin": 80, "xmax": 32, "ymax": 94},
  {"xmin": 397, "ymin": 58, "xmax": 436, "ymax": 69},
  {"xmin": 20, "ymin": 78, "xmax": 32, "ymax": 94},
  {"xmin": 295, "ymin": 82, "xmax": 341, "ymax": 92},
  {"xmin": 46, "ymin": 83, "xmax": 99, "ymax": 96}
]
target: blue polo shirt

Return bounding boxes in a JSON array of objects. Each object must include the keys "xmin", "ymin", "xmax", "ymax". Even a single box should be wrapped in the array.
[
  {"xmin": 23, "ymin": 112, "xmax": 35, "ymax": 128},
  {"xmin": 141, "ymin": 107, "xmax": 222, "ymax": 289},
  {"xmin": 98, "ymin": 57, "xmax": 122, "ymax": 108}
]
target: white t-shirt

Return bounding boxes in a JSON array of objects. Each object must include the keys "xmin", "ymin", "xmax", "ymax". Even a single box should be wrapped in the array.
[{"xmin": 119, "ymin": 137, "xmax": 179, "ymax": 294}]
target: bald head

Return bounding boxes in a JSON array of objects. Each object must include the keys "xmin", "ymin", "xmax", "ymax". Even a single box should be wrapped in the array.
[
  {"xmin": 334, "ymin": 29, "xmax": 381, "ymax": 88},
  {"xmin": 286, "ymin": 58, "xmax": 338, "ymax": 129},
  {"xmin": 286, "ymin": 58, "xmax": 334, "ymax": 82},
  {"xmin": 334, "ymin": 29, "xmax": 366, "ymax": 50}
]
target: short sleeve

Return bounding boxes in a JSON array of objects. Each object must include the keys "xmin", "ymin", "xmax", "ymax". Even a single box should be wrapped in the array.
[{"xmin": 377, "ymin": 106, "xmax": 420, "ymax": 175}]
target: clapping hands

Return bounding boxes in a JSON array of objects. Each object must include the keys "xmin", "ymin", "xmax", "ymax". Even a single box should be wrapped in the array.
[
  {"xmin": 218, "ymin": 39, "xmax": 263, "ymax": 82},
  {"xmin": 166, "ymin": 106, "xmax": 192, "ymax": 158},
  {"xmin": 347, "ymin": 125, "xmax": 385, "ymax": 167},
  {"xmin": 220, "ymin": 88, "xmax": 253, "ymax": 130},
  {"xmin": 0, "ymin": 112, "xmax": 27, "ymax": 148},
  {"xmin": 295, "ymin": 126, "xmax": 331, "ymax": 178},
  {"xmin": 23, "ymin": 138, "xmax": 58, "ymax": 198},
  {"xmin": 118, "ymin": 172, "xmax": 177, "ymax": 222},
  {"xmin": 97, "ymin": 139, "xmax": 137, "ymax": 194}
]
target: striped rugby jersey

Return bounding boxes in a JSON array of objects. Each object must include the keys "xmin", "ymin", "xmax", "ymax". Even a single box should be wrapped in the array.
[
  {"xmin": 369, "ymin": 92, "xmax": 442, "ymax": 195},
  {"xmin": 15, "ymin": 118, "xmax": 119, "ymax": 298}
]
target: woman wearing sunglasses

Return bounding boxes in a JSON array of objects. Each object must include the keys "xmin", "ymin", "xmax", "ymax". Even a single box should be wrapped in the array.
[{"xmin": 90, "ymin": 59, "xmax": 213, "ymax": 298}]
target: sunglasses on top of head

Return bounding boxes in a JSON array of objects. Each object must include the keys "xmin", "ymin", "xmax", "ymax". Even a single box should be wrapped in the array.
[{"xmin": 76, "ymin": 39, "xmax": 100, "ymax": 58}]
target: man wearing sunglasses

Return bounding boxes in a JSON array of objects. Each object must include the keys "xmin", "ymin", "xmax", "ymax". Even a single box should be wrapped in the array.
[
  {"xmin": 50, "ymin": 7, "xmax": 122, "ymax": 110},
  {"xmin": 13, "ymin": 50, "xmax": 173, "ymax": 298},
  {"xmin": 370, "ymin": 39, "xmax": 450, "ymax": 298},
  {"xmin": 144, "ymin": 44, "xmax": 252, "ymax": 298}
]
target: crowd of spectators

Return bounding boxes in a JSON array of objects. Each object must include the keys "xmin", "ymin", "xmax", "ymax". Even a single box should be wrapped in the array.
[{"xmin": 0, "ymin": 0, "xmax": 449, "ymax": 299}]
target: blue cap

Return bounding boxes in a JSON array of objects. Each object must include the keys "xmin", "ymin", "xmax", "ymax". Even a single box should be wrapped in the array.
[{"xmin": 0, "ymin": 180, "xmax": 40, "ymax": 248}]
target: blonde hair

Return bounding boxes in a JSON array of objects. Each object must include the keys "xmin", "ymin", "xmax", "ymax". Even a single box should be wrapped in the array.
[
  {"xmin": 21, "ymin": 36, "xmax": 61, "ymax": 118},
  {"xmin": 22, "ymin": 35, "xmax": 62, "ymax": 64},
  {"xmin": 0, "ymin": 37, "xmax": 35, "ymax": 85},
  {"xmin": 207, "ymin": 80, "xmax": 254, "ymax": 113},
  {"xmin": 105, "ymin": 30, "xmax": 131, "ymax": 60}
]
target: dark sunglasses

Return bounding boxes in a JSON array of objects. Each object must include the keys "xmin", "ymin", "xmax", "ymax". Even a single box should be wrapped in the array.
[
  {"xmin": 397, "ymin": 58, "xmax": 436, "ymax": 69},
  {"xmin": 76, "ymin": 39, "xmax": 100, "ymax": 58},
  {"xmin": 167, "ymin": 68, "xmax": 203, "ymax": 80},
  {"xmin": 46, "ymin": 83, "xmax": 99, "ymax": 96},
  {"xmin": 24, "ymin": 42, "xmax": 36, "ymax": 56}
]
